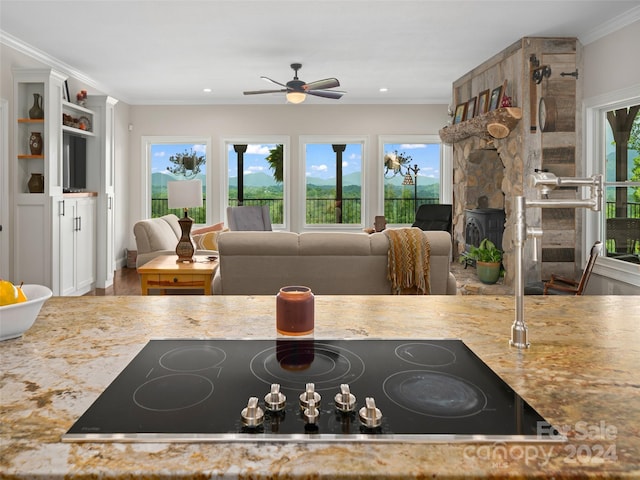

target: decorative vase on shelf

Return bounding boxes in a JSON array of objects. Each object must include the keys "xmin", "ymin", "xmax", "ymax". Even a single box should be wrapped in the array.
[
  {"xmin": 29, "ymin": 132, "xmax": 43, "ymax": 155},
  {"xmin": 28, "ymin": 93, "xmax": 44, "ymax": 119},
  {"xmin": 28, "ymin": 173, "xmax": 44, "ymax": 193}
]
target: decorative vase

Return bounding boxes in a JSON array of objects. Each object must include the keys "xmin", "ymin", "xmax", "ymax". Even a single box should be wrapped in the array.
[
  {"xmin": 28, "ymin": 93, "xmax": 44, "ymax": 119},
  {"xmin": 29, "ymin": 132, "xmax": 43, "ymax": 155},
  {"xmin": 476, "ymin": 261, "xmax": 501, "ymax": 285},
  {"xmin": 28, "ymin": 173, "xmax": 44, "ymax": 193}
]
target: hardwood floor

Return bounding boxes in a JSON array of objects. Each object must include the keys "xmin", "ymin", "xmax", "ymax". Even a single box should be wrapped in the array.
[{"xmin": 85, "ymin": 267, "xmax": 142, "ymax": 296}]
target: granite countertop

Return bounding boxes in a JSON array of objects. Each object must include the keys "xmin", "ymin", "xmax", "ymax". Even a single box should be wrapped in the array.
[{"xmin": 1, "ymin": 295, "xmax": 639, "ymax": 479}]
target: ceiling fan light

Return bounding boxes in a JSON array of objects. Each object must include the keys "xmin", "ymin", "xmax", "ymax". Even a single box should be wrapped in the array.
[{"xmin": 286, "ymin": 91, "xmax": 306, "ymax": 104}]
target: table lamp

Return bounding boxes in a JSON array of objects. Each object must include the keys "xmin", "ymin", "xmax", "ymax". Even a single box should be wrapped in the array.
[{"xmin": 168, "ymin": 179, "xmax": 203, "ymax": 263}]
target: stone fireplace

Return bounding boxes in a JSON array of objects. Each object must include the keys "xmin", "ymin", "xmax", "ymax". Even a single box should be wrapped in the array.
[
  {"xmin": 451, "ymin": 131, "xmax": 525, "ymax": 289},
  {"xmin": 441, "ymin": 37, "xmax": 582, "ymax": 291}
]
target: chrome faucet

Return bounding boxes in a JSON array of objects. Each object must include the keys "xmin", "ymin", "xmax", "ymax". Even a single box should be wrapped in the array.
[{"xmin": 510, "ymin": 172, "xmax": 603, "ymax": 349}]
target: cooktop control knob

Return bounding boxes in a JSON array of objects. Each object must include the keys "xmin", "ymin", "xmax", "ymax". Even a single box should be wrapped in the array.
[
  {"xmin": 299, "ymin": 383, "xmax": 321, "ymax": 409},
  {"xmin": 264, "ymin": 383, "xmax": 286, "ymax": 412},
  {"xmin": 334, "ymin": 383, "xmax": 357, "ymax": 412},
  {"xmin": 303, "ymin": 398, "xmax": 320, "ymax": 425},
  {"xmin": 241, "ymin": 396, "xmax": 264, "ymax": 428},
  {"xmin": 359, "ymin": 397, "xmax": 382, "ymax": 428}
]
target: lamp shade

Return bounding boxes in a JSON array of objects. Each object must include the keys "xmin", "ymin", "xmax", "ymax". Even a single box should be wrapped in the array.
[
  {"xmin": 168, "ymin": 180, "xmax": 203, "ymax": 209},
  {"xmin": 286, "ymin": 91, "xmax": 306, "ymax": 104}
]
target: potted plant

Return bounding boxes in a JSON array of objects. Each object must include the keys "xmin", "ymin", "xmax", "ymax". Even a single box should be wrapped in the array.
[{"xmin": 460, "ymin": 238, "xmax": 503, "ymax": 284}]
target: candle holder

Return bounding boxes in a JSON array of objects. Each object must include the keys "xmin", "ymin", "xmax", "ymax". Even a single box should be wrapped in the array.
[{"xmin": 276, "ymin": 286, "xmax": 314, "ymax": 336}]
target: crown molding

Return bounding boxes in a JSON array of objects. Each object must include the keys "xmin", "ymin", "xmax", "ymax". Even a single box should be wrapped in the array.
[
  {"xmin": 0, "ymin": 30, "xmax": 124, "ymax": 102},
  {"xmin": 579, "ymin": 5, "xmax": 640, "ymax": 45}
]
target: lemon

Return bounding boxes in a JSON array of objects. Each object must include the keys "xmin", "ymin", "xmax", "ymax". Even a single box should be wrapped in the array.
[
  {"xmin": 0, "ymin": 279, "xmax": 19, "ymax": 306},
  {"xmin": 0, "ymin": 280, "xmax": 27, "ymax": 306}
]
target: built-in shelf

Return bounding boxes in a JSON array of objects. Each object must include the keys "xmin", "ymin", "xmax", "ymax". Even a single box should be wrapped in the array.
[
  {"xmin": 18, "ymin": 154, "xmax": 44, "ymax": 160},
  {"xmin": 439, "ymin": 107, "xmax": 522, "ymax": 144},
  {"xmin": 18, "ymin": 118, "xmax": 45, "ymax": 124},
  {"xmin": 62, "ymin": 125, "xmax": 95, "ymax": 137}
]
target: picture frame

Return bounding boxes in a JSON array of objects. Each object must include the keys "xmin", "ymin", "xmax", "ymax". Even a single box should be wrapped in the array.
[
  {"xmin": 464, "ymin": 97, "xmax": 477, "ymax": 120},
  {"xmin": 453, "ymin": 102, "xmax": 467, "ymax": 124},
  {"xmin": 476, "ymin": 89, "xmax": 490, "ymax": 115},
  {"xmin": 488, "ymin": 85, "xmax": 503, "ymax": 111}
]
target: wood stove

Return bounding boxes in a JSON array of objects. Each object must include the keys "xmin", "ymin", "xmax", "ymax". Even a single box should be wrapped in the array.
[{"xmin": 464, "ymin": 208, "xmax": 506, "ymax": 252}]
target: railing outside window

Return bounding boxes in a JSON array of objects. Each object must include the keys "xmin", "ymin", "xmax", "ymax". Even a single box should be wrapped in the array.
[{"xmin": 151, "ymin": 197, "xmax": 441, "ymax": 226}]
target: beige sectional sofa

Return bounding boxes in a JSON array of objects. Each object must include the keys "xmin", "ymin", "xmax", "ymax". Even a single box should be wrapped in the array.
[
  {"xmin": 133, "ymin": 214, "xmax": 217, "ymax": 267},
  {"xmin": 212, "ymin": 230, "xmax": 457, "ymax": 295}
]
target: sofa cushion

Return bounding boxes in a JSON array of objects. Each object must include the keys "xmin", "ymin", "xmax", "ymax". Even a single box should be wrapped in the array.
[
  {"xmin": 192, "ymin": 229, "xmax": 227, "ymax": 251},
  {"xmin": 299, "ymin": 232, "xmax": 376, "ymax": 255},
  {"xmin": 133, "ymin": 214, "xmax": 181, "ymax": 253}
]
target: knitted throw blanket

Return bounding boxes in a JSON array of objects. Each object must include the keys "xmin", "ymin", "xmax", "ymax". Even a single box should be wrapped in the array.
[{"xmin": 384, "ymin": 227, "xmax": 431, "ymax": 295}]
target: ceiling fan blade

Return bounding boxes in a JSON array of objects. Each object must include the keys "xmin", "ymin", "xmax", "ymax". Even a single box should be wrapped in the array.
[
  {"xmin": 243, "ymin": 89, "xmax": 287, "ymax": 95},
  {"xmin": 304, "ymin": 78, "xmax": 340, "ymax": 90},
  {"xmin": 261, "ymin": 76, "xmax": 287, "ymax": 88},
  {"xmin": 307, "ymin": 89, "xmax": 345, "ymax": 100}
]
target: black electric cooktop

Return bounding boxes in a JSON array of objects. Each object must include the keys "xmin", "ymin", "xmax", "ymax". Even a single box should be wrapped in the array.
[{"xmin": 62, "ymin": 339, "xmax": 562, "ymax": 443}]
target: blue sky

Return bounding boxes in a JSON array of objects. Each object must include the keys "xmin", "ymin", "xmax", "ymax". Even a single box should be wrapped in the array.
[
  {"xmin": 151, "ymin": 143, "xmax": 207, "ymax": 177},
  {"xmin": 151, "ymin": 142, "xmax": 440, "ymax": 181}
]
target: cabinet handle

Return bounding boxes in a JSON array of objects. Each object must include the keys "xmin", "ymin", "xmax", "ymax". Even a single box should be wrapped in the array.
[
  {"xmin": 108, "ymin": 196, "xmax": 113, "ymax": 210},
  {"xmin": 60, "ymin": 200, "xmax": 66, "ymax": 216},
  {"xmin": 78, "ymin": 216, "xmax": 82, "ymax": 232}
]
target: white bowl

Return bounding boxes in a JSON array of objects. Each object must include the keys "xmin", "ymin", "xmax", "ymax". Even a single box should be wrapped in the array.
[{"xmin": 0, "ymin": 284, "xmax": 52, "ymax": 341}]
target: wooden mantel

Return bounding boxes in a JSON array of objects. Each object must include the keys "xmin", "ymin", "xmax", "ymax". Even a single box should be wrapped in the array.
[{"xmin": 439, "ymin": 107, "xmax": 522, "ymax": 144}]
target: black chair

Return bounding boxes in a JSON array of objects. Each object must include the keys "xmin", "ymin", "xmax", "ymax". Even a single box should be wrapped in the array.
[
  {"xmin": 525, "ymin": 241, "xmax": 602, "ymax": 295},
  {"xmin": 412, "ymin": 204, "xmax": 452, "ymax": 233}
]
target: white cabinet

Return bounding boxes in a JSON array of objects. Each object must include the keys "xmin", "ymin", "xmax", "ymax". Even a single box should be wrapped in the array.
[
  {"xmin": 59, "ymin": 196, "xmax": 96, "ymax": 296},
  {"xmin": 12, "ymin": 68, "xmax": 100, "ymax": 295},
  {"xmin": 86, "ymin": 96, "xmax": 118, "ymax": 289},
  {"xmin": 12, "ymin": 68, "xmax": 65, "ymax": 290}
]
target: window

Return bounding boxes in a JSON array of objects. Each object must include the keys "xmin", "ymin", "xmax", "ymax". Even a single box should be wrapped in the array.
[
  {"xmin": 226, "ymin": 142, "xmax": 285, "ymax": 225},
  {"xmin": 382, "ymin": 139, "xmax": 442, "ymax": 224},
  {"xmin": 584, "ymin": 85, "xmax": 640, "ymax": 288},
  {"xmin": 603, "ymin": 105, "xmax": 640, "ymax": 264},
  {"xmin": 303, "ymin": 141, "xmax": 363, "ymax": 225},
  {"xmin": 145, "ymin": 138, "xmax": 208, "ymax": 223}
]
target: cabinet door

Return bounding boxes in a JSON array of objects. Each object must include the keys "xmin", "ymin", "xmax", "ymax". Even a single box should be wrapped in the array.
[
  {"xmin": 59, "ymin": 199, "xmax": 77, "ymax": 296},
  {"xmin": 75, "ymin": 198, "xmax": 96, "ymax": 291}
]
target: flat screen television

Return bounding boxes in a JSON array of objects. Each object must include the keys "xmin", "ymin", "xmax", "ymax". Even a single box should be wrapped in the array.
[{"xmin": 63, "ymin": 134, "xmax": 86, "ymax": 192}]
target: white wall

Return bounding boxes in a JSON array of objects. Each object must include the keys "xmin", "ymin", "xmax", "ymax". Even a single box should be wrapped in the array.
[
  {"xmin": 125, "ymin": 104, "xmax": 449, "ymax": 249},
  {"xmin": 582, "ymin": 19, "xmax": 640, "ymax": 295},
  {"xmin": 583, "ymin": 19, "xmax": 640, "ymax": 99}
]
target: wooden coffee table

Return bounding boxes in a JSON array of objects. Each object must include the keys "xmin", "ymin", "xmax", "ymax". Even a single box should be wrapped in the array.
[{"xmin": 137, "ymin": 255, "xmax": 218, "ymax": 295}]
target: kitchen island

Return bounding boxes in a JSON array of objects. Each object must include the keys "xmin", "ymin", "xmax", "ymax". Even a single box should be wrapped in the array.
[{"xmin": 1, "ymin": 295, "xmax": 639, "ymax": 479}]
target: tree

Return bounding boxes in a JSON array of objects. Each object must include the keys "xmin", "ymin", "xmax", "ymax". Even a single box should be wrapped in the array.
[
  {"xmin": 266, "ymin": 144, "xmax": 284, "ymax": 183},
  {"xmin": 630, "ymin": 113, "xmax": 640, "ymax": 202}
]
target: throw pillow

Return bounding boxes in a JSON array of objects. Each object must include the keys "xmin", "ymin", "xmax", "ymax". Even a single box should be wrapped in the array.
[
  {"xmin": 192, "ymin": 229, "xmax": 227, "ymax": 251},
  {"xmin": 192, "ymin": 221, "xmax": 224, "ymax": 235}
]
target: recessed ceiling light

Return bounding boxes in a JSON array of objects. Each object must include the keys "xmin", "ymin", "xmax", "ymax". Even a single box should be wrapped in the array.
[
  {"xmin": 203, "ymin": 88, "xmax": 212, "ymax": 93},
  {"xmin": 379, "ymin": 88, "xmax": 388, "ymax": 93}
]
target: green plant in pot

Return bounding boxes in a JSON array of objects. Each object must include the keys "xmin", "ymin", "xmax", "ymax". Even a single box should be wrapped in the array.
[{"xmin": 460, "ymin": 238, "xmax": 503, "ymax": 284}]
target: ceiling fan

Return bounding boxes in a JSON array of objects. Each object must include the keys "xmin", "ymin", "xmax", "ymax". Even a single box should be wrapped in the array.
[{"xmin": 243, "ymin": 63, "xmax": 345, "ymax": 103}]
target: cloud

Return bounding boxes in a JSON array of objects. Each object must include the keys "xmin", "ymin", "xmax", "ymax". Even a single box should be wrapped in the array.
[
  {"xmin": 244, "ymin": 165, "xmax": 265, "ymax": 174},
  {"xmin": 246, "ymin": 145, "xmax": 272, "ymax": 155},
  {"xmin": 154, "ymin": 151, "xmax": 166, "ymax": 157},
  {"xmin": 400, "ymin": 144, "xmax": 427, "ymax": 150},
  {"xmin": 311, "ymin": 164, "xmax": 328, "ymax": 172},
  {"xmin": 192, "ymin": 144, "xmax": 206, "ymax": 153}
]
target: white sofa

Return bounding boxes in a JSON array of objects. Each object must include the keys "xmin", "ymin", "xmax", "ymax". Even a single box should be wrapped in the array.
[
  {"xmin": 212, "ymin": 230, "xmax": 457, "ymax": 295},
  {"xmin": 133, "ymin": 214, "xmax": 217, "ymax": 267}
]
